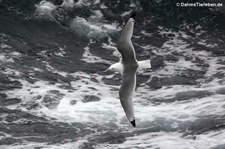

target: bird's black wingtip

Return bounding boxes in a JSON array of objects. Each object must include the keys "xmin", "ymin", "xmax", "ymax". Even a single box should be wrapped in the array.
[
  {"xmin": 130, "ymin": 119, "xmax": 136, "ymax": 127},
  {"xmin": 130, "ymin": 12, "xmax": 136, "ymax": 20}
]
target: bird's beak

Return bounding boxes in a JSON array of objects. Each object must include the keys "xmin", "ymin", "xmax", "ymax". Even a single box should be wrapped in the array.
[{"xmin": 103, "ymin": 68, "xmax": 110, "ymax": 72}]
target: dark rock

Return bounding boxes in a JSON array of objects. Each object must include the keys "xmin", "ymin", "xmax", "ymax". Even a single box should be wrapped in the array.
[
  {"xmin": 150, "ymin": 55, "xmax": 164, "ymax": 69},
  {"xmin": 165, "ymin": 54, "xmax": 179, "ymax": 62},
  {"xmin": 147, "ymin": 76, "xmax": 162, "ymax": 89},
  {"xmin": 82, "ymin": 95, "xmax": 100, "ymax": 103}
]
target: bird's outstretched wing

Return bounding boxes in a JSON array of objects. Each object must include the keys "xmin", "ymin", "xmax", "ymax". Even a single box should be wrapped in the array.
[
  {"xmin": 117, "ymin": 12, "xmax": 138, "ymax": 127},
  {"xmin": 117, "ymin": 12, "xmax": 137, "ymax": 64},
  {"xmin": 119, "ymin": 66, "xmax": 137, "ymax": 127}
]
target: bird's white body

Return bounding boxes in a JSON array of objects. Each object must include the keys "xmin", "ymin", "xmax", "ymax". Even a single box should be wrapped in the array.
[{"xmin": 108, "ymin": 59, "xmax": 151, "ymax": 74}]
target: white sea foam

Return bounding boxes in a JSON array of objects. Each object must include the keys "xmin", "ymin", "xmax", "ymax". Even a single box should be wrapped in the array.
[
  {"xmin": 35, "ymin": 0, "xmax": 56, "ymax": 16},
  {"xmin": 82, "ymin": 40, "xmax": 111, "ymax": 64},
  {"xmin": 95, "ymin": 130, "xmax": 225, "ymax": 149},
  {"xmin": 54, "ymin": 47, "xmax": 66, "ymax": 57},
  {"xmin": 61, "ymin": 0, "xmax": 75, "ymax": 7},
  {"xmin": 101, "ymin": 37, "xmax": 121, "ymax": 59},
  {"xmin": 34, "ymin": 0, "xmax": 117, "ymax": 38},
  {"xmin": 74, "ymin": 0, "xmax": 105, "ymax": 7},
  {"xmin": 100, "ymin": 2, "xmax": 108, "ymax": 9},
  {"xmin": 74, "ymin": 0, "xmax": 91, "ymax": 7},
  {"xmin": 0, "ymin": 43, "xmax": 12, "ymax": 49},
  {"xmin": 121, "ymin": 10, "xmax": 132, "ymax": 17},
  {"xmin": 69, "ymin": 16, "xmax": 118, "ymax": 38},
  {"xmin": 42, "ymin": 61, "xmax": 67, "ymax": 77},
  {"xmin": 198, "ymin": 39, "xmax": 218, "ymax": 48},
  {"xmin": 141, "ymin": 30, "xmax": 152, "ymax": 37},
  {"xmin": 0, "ymin": 54, "xmax": 14, "ymax": 63},
  {"xmin": 4, "ymin": 70, "xmax": 121, "ymax": 125},
  {"xmin": 0, "ymin": 141, "xmax": 81, "ymax": 149}
]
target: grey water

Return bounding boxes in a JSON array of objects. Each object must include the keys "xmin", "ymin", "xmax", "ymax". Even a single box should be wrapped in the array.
[{"xmin": 0, "ymin": 0, "xmax": 225, "ymax": 148}]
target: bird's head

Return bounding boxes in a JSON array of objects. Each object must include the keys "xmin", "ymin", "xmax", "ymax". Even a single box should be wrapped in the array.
[{"xmin": 104, "ymin": 63, "xmax": 123, "ymax": 73}]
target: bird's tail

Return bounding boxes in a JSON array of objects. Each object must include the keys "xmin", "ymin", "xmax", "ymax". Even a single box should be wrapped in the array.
[{"xmin": 137, "ymin": 59, "xmax": 151, "ymax": 70}]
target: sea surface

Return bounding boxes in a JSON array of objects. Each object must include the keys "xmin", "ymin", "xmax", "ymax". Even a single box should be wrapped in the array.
[{"xmin": 0, "ymin": 0, "xmax": 225, "ymax": 148}]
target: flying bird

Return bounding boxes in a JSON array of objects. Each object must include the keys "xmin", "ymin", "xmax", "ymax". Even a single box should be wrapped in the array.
[{"xmin": 105, "ymin": 12, "xmax": 151, "ymax": 127}]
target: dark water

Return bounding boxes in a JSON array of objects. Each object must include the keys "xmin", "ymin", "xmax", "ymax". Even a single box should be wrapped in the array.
[{"xmin": 0, "ymin": 0, "xmax": 225, "ymax": 148}]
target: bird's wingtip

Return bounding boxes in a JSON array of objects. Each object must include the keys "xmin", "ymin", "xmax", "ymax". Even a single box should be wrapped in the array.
[
  {"xmin": 130, "ymin": 119, "xmax": 136, "ymax": 127},
  {"xmin": 130, "ymin": 12, "xmax": 136, "ymax": 20}
]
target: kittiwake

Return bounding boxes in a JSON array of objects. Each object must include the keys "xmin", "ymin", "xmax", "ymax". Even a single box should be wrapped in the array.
[{"xmin": 105, "ymin": 12, "xmax": 151, "ymax": 127}]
